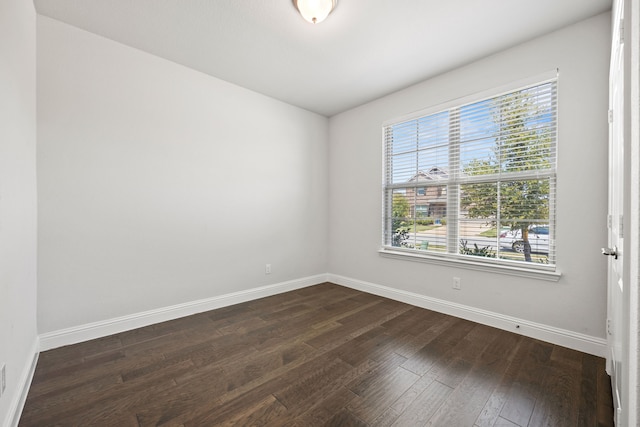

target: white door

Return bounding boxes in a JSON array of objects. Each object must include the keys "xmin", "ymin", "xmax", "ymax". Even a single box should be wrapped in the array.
[{"xmin": 605, "ymin": 1, "xmax": 625, "ymax": 424}]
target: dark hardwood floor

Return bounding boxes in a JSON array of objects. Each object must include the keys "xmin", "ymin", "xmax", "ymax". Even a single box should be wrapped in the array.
[{"xmin": 20, "ymin": 283, "xmax": 614, "ymax": 426}]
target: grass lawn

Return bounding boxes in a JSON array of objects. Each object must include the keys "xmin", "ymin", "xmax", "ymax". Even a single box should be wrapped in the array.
[
  {"xmin": 415, "ymin": 224, "xmax": 440, "ymax": 232},
  {"xmin": 479, "ymin": 227, "xmax": 498, "ymax": 237},
  {"xmin": 399, "ymin": 224, "xmax": 441, "ymax": 233}
]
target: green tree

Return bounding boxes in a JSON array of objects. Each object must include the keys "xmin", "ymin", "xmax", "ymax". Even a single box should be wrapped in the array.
[
  {"xmin": 392, "ymin": 193, "xmax": 410, "ymax": 220},
  {"xmin": 460, "ymin": 89, "xmax": 551, "ymax": 262},
  {"xmin": 391, "ymin": 193, "xmax": 410, "ymax": 247}
]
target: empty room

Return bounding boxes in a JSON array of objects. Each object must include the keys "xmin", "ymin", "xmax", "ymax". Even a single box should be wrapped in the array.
[{"xmin": 2, "ymin": 0, "xmax": 639, "ymax": 426}]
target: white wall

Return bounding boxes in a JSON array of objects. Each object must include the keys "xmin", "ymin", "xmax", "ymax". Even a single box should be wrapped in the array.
[
  {"xmin": 36, "ymin": 9, "xmax": 611, "ymax": 353},
  {"xmin": 0, "ymin": 0, "xmax": 38, "ymax": 425},
  {"xmin": 37, "ymin": 17, "xmax": 329, "ymax": 334},
  {"xmin": 328, "ymin": 13, "xmax": 611, "ymax": 341}
]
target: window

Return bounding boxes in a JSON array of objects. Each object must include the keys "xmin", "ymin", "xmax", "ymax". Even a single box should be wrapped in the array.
[
  {"xmin": 382, "ymin": 77, "xmax": 557, "ymax": 270},
  {"xmin": 415, "ymin": 205, "xmax": 428, "ymax": 217}
]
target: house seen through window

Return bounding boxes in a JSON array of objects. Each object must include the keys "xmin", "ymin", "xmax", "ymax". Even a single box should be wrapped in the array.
[{"xmin": 383, "ymin": 78, "xmax": 557, "ymax": 268}]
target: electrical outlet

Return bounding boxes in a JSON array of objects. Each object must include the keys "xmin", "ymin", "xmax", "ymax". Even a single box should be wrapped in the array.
[
  {"xmin": 265, "ymin": 264, "xmax": 271, "ymax": 274},
  {"xmin": 452, "ymin": 277, "xmax": 461, "ymax": 290},
  {"xmin": 1, "ymin": 364, "xmax": 5, "ymax": 397}
]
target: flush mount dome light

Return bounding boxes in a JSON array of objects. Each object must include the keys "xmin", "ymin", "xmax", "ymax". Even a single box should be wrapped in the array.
[{"xmin": 293, "ymin": 0, "xmax": 337, "ymax": 24}]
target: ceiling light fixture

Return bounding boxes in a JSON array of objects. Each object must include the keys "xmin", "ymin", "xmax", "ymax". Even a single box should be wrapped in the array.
[{"xmin": 293, "ymin": 0, "xmax": 337, "ymax": 24}]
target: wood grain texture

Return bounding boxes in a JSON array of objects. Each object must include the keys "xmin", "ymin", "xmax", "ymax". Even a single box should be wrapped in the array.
[{"xmin": 19, "ymin": 282, "xmax": 614, "ymax": 426}]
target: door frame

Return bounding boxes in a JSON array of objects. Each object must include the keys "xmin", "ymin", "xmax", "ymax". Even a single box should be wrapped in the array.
[
  {"xmin": 625, "ymin": 0, "xmax": 639, "ymax": 425},
  {"xmin": 614, "ymin": 0, "xmax": 640, "ymax": 425}
]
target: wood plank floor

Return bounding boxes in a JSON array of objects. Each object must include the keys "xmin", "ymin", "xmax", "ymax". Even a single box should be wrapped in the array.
[{"xmin": 20, "ymin": 283, "xmax": 614, "ymax": 426}]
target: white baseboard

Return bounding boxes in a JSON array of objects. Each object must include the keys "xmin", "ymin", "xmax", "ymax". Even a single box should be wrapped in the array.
[
  {"xmin": 4, "ymin": 337, "xmax": 39, "ymax": 427},
  {"xmin": 38, "ymin": 272, "xmax": 606, "ymax": 358},
  {"xmin": 328, "ymin": 273, "xmax": 607, "ymax": 358},
  {"xmin": 39, "ymin": 274, "xmax": 328, "ymax": 351}
]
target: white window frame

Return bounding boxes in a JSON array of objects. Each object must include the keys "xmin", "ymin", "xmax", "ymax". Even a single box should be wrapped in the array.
[{"xmin": 380, "ymin": 71, "xmax": 561, "ymax": 281}]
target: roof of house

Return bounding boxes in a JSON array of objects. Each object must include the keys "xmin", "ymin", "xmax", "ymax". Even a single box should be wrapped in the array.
[{"xmin": 407, "ymin": 167, "xmax": 449, "ymax": 183}]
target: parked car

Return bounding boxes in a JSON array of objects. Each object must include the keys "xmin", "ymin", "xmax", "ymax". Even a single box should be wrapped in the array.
[{"xmin": 499, "ymin": 225, "xmax": 549, "ymax": 254}]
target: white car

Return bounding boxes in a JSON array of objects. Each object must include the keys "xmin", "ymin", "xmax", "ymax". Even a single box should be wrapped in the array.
[{"xmin": 499, "ymin": 226, "xmax": 549, "ymax": 254}]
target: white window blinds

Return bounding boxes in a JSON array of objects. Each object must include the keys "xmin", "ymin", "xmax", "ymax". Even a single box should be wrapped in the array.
[{"xmin": 383, "ymin": 78, "xmax": 557, "ymax": 268}]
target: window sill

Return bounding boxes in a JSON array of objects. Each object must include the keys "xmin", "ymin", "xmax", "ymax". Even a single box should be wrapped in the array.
[{"xmin": 378, "ymin": 248, "xmax": 562, "ymax": 282}]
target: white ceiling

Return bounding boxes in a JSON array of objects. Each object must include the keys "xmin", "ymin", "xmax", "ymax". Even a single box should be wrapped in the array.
[{"xmin": 34, "ymin": 0, "xmax": 612, "ymax": 117}]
